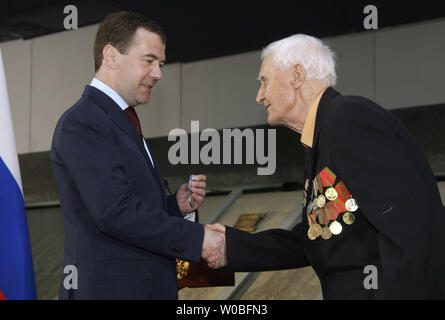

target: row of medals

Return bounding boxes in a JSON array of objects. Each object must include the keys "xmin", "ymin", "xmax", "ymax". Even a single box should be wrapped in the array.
[{"xmin": 304, "ymin": 180, "xmax": 359, "ymax": 240}]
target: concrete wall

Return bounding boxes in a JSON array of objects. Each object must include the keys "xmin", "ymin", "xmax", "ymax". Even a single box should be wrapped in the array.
[
  {"xmin": 30, "ymin": 25, "xmax": 96, "ymax": 152},
  {"xmin": 375, "ymin": 19, "xmax": 445, "ymax": 109},
  {"xmin": 1, "ymin": 18, "xmax": 445, "ymax": 153}
]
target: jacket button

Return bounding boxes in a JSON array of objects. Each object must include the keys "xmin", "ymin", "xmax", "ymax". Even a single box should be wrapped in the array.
[{"xmin": 171, "ymin": 247, "xmax": 183, "ymax": 254}]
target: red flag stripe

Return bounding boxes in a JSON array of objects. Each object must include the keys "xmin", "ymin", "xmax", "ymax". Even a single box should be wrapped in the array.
[{"xmin": 0, "ymin": 289, "xmax": 6, "ymax": 300}]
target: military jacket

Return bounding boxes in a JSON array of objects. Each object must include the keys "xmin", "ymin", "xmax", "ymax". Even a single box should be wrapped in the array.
[{"xmin": 225, "ymin": 88, "xmax": 445, "ymax": 299}]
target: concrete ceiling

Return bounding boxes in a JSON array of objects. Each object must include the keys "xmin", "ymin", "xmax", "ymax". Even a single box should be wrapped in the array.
[{"xmin": 1, "ymin": 0, "xmax": 445, "ymax": 63}]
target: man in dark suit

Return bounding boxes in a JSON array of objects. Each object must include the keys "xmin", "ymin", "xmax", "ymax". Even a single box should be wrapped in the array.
[
  {"xmin": 51, "ymin": 11, "xmax": 225, "ymax": 299},
  {"xmin": 205, "ymin": 34, "xmax": 445, "ymax": 299}
]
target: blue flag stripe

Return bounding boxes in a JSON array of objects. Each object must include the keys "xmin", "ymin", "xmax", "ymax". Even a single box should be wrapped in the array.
[{"xmin": 0, "ymin": 156, "xmax": 37, "ymax": 300}]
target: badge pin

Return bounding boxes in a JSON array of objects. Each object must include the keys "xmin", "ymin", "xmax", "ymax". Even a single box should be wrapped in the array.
[
  {"xmin": 345, "ymin": 198, "xmax": 358, "ymax": 212},
  {"xmin": 342, "ymin": 211, "xmax": 356, "ymax": 225},
  {"xmin": 329, "ymin": 220, "xmax": 343, "ymax": 235},
  {"xmin": 316, "ymin": 194, "xmax": 326, "ymax": 208},
  {"xmin": 325, "ymin": 187, "xmax": 338, "ymax": 201},
  {"xmin": 320, "ymin": 226, "xmax": 333, "ymax": 240},
  {"xmin": 308, "ymin": 223, "xmax": 322, "ymax": 240}
]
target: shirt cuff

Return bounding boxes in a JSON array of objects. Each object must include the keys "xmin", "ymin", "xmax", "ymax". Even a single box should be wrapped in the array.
[{"xmin": 184, "ymin": 211, "xmax": 196, "ymax": 222}]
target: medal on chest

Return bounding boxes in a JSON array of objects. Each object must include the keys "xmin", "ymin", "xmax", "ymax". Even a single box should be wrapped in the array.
[{"xmin": 305, "ymin": 167, "xmax": 360, "ymax": 241}]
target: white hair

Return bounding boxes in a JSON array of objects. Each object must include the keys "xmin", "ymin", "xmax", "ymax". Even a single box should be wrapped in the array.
[{"xmin": 261, "ymin": 34, "xmax": 337, "ymax": 87}]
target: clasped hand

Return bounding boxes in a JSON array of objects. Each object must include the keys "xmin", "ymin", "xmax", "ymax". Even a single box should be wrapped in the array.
[{"xmin": 202, "ymin": 223, "xmax": 227, "ymax": 269}]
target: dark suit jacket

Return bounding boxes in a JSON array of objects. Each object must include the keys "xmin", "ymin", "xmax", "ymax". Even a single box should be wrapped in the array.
[
  {"xmin": 51, "ymin": 85, "xmax": 204, "ymax": 299},
  {"xmin": 224, "ymin": 87, "xmax": 445, "ymax": 299}
]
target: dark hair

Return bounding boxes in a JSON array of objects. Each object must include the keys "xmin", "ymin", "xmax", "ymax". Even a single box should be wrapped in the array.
[{"xmin": 93, "ymin": 11, "xmax": 167, "ymax": 72}]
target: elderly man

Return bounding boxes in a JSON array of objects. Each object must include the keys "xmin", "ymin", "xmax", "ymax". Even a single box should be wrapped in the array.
[{"xmin": 205, "ymin": 34, "xmax": 445, "ymax": 299}]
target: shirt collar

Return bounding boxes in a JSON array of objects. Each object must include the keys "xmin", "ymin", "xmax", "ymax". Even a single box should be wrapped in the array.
[
  {"xmin": 300, "ymin": 87, "xmax": 327, "ymax": 148},
  {"xmin": 90, "ymin": 77, "xmax": 129, "ymax": 111}
]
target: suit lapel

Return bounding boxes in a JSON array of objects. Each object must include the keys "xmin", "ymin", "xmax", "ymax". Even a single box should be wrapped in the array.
[
  {"xmin": 84, "ymin": 86, "xmax": 140, "ymax": 145},
  {"xmin": 142, "ymin": 138, "xmax": 167, "ymax": 193},
  {"xmin": 148, "ymin": 153, "xmax": 168, "ymax": 207},
  {"xmin": 84, "ymin": 86, "xmax": 164, "ymax": 192},
  {"xmin": 107, "ymin": 104, "xmax": 162, "ymax": 187}
]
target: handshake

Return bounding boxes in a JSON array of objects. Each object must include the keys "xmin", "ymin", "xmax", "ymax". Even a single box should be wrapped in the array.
[{"xmin": 201, "ymin": 223, "xmax": 227, "ymax": 269}]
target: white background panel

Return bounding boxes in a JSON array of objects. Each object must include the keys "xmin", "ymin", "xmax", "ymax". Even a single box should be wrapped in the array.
[
  {"xmin": 30, "ymin": 25, "xmax": 97, "ymax": 152},
  {"xmin": 1, "ymin": 39, "xmax": 32, "ymax": 153},
  {"xmin": 181, "ymin": 50, "xmax": 266, "ymax": 131},
  {"xmin": 375, "ymin": 19, "xmax": 445, "ymax": 109},
  {"xmin": 325, "ymin": 32, "xmax": 375, "ymax": 100}
]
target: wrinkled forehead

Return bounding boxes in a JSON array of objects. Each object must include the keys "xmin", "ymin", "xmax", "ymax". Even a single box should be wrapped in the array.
[
  {"xmin": 258, "ymin": 54, "xmax": 279, "ymax": 79},
  {"xmin": 258, "ymin": 53, "xmax": 283, "ymax": 80}
]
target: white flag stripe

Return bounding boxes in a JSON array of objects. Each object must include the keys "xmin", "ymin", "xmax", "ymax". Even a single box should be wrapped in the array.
[{"xmin": 0, "ymin": 47, "xmax": 23, "ymax": 193}]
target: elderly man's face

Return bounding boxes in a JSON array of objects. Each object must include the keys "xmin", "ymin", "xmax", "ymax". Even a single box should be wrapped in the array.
[{"xmin": 256, "ymin": 55, "xmax": 298, "ymax": 126}]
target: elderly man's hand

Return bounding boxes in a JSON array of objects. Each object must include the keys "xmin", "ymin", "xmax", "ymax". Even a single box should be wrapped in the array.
[
  {"xmin": 205, "ymin": 223, "xmax": 226, "ymax": 234},
  {"xmin": 203, "ymin": 224, "xmax": 227, "ymax": 269}
]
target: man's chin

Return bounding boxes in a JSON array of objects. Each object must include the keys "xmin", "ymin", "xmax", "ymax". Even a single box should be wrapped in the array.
[
  {"xmin": 136, "ymin": 96, "xmax": 151, "ymax": 106},
  {"xmin": 266, "ymin": 115, "xmax": 279, "ymax": 126}
]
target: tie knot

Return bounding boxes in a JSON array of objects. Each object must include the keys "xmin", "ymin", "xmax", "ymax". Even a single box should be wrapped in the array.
[{"xmin": 124, "ymin": 107, "xmax": 142, "ymax": 138}]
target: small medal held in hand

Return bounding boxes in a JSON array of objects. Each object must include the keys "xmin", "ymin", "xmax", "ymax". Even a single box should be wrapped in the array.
[{"xmin": 188, "ymin": 175, "xmax": 196, "ymax": 208}]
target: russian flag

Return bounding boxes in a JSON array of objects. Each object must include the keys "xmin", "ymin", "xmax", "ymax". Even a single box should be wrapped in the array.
[{"xmin": 0, "ymin": 47, "xmax": 37, "ymax": 300}]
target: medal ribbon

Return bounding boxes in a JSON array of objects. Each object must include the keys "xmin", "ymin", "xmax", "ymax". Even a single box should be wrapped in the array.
[
  {"xmin": 317, "ymin": 209, "xmax": 328, "ymax": 225},
  {"xmin": 307, "ymin": 211, "xmax": 317, "ymax": 226},
  {"xmin": 326, "ymin": 202, "xmax": 341, "ymax": 219},
  {"xmin": 333, "ymin": 197, "xmax": 346, "ymax": 212},
  {"xmin": 335, "ymin": 180, "xmax": 351, "ymax": 202},
  {"xmin": 319, "ymin": 167, "xmax": 336, "ymax": 187},
  {"xmin": 323, "ymin": 205, "xmax": 335, "ymax": 220},
  {"xmin": 315, "ymin": 175, "xmax": 323, "ymax": 194}
]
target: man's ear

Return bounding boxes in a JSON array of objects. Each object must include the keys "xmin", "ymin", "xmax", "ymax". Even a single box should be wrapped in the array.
[
  {"xmin": 102, "ymin": 44, "xmax": 121, "ymax": 69},
  {"xmin": 291, "ymin": 64, "xmax": 306, "ymax": 89}
]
